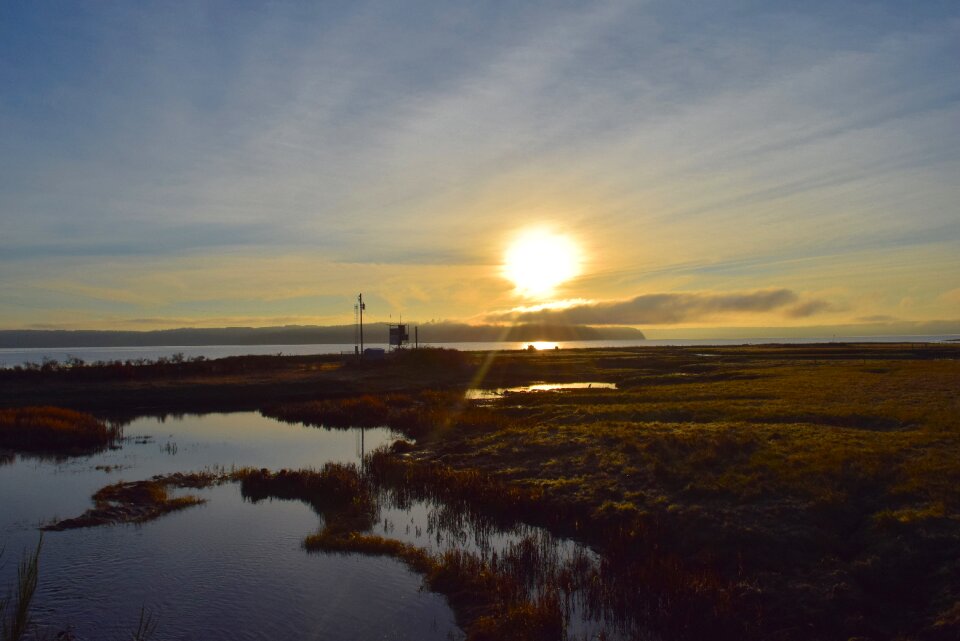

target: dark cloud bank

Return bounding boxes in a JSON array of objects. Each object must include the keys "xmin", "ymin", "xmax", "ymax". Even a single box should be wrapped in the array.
[{"xmin": 489, "ymin": 289, "xmax": 832, "ymax": 325}]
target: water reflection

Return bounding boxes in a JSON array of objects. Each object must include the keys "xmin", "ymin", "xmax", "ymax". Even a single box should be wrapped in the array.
[
  {"xmin": 235, "ymin": 463, "xmax": 632, "ymax": 640},
  {"xmin": 1, "ymin": 411, "xmax": 641, "ymax": 640},
  {"xmin": 465, "ymin": 382, "xmax": 617, "ymax": 400},
  {"xmin": 370, "ymin": 474, "xmax": 640, "ymax": 640},
  {"xmin": 0, "ymin": 413, "xmax": 459, "ymax": 641}
]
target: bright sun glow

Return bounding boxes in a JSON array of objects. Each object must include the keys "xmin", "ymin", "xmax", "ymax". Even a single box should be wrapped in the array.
[{"xmin": 503, "ymin": 229, "xmax": 581, "ymax": 298}]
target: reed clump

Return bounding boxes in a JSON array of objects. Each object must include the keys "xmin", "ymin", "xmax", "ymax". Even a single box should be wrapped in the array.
[
  {"xmin": 227, "ymin": 462, "xmax": 565, "ymax": 640},
  {"xmin": 365, "ymin": 449, "xmax": 549, "ymax": 530},
  {"xmin": 0, "ymin": 539, "xmax": 41, "ymax": 641},
  {"xmin": 265, "ymin": 390, "xmax": 518, "ymax": 440},
  {"xmin": 42, "ymin": 473, "xmax": 218, "ymax": 530},
  {"xmin": 365, "ymin": 450, "xmax": 749, "ymax": 639},
  {"xmin": 305, "ymin": 532, "xmax": 564, "ymax": 641},
  {"xmin": 0, "ymin": 406, "xmax": 120, "ymax": 453},
  {"xmin": 237, "ymin": 464, "xmax": 379, "ymax": 533},
  {"xmin": 267, "ymin": 395, "xmax": 393, "ymax": 428}
]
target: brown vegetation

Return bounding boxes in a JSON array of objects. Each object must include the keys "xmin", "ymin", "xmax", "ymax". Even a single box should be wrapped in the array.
[
  {"xmin": 308, "ymin": 533, "xmax": 565, "ymax": 641},
  {"xmin": 41, "ymin": 472, "xmax": 222, "ymax": 530},
  {"xmin": 0, "ymin": 407, "xmax": 120, "ymax": 454},
  {"xmin": 264, "ymin": 389, "xmax": 513, "ymax": 440},
  {"xmin": 407, "ymin": 344, "xmax": 960, "ymax": 641},
  {"xmin": 270, "ymin": 344, "xmax": 960, "ymax": 639},
  {"xmin": 235, "ymin": 465, "xmax": 565, "ymax": 640},
  {"xmin": 0, "ymin": 348, "xmax": 475, "ymax": 416}
]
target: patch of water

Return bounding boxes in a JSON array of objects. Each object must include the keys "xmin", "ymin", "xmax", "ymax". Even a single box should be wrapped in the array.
[
  {"xmin": 1, "ymin": 412, "xmax": 633, "ymax": 640},
  {"xmin": 466, "ymin": 382, "xmax": 617, "ymax": 400},
  {"xmin": 0, "ymin": 413, "xmax": 461, "ymax": 641},
  {"xmin": 371, "ymin": 497, "xmax": 621, "ymax": 640}
]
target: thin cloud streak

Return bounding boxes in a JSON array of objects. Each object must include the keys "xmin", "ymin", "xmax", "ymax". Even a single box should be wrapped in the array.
[
  {"xmin": 0, "ymin": 3, "xmax": 957, "ymax": 329},
  {"xmin": 489, "ymin": 289, "xmax": 833, "ymax": 325}
]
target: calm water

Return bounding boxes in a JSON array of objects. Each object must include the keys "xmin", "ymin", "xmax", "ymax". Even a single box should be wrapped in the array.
[
  {"xmin": 2, "ymin": 334, "xmax": 956, "ymax": 368},
  {"xmin": 0, "ymin": 413, "xmax": 614, "ymax": 640},
  {"xmin": 466, "ymin": 382, "xmax": 617, "ymax": 400},
  {"xmin": 0, "ymin": 414, "xmax": 463, "ymax": 641}
]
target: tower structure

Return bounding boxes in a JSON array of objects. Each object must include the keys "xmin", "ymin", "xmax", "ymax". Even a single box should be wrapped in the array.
[{"xmin": 354, "ymin": 293, "xmax": 366, "ymax": 356}]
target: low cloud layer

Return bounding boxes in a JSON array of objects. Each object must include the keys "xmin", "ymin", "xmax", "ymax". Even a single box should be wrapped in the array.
[{"xmin": 489, "ymin": 289, "xmax": 833, "ymax": 325}]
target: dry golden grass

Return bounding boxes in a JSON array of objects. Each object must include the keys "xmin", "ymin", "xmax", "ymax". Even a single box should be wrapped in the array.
[
  {"xmin": 227, "ymin": 464, "xmax": 565, "ymax": 641},
  {"xmin": 42, "ymin": 473, "xmax": 219, "ymax": 530},
  {"xmin": 307, "ymin": 530, "xmax": 565, "ymax": 641},
  {"xmin": 400, "ymin": 345, "xmax": 960, "ymax": 641},
  {"xmin": 0, "ymin": 406, "xmax": 120, "ymax": 453}
]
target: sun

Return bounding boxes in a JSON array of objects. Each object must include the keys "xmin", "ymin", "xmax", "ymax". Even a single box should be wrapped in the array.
[{"xmin": 503, "ymin": 229, "xmax": 581, "ymax": 298}]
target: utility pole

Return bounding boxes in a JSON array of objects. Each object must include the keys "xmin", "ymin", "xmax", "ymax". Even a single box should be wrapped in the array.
[{"xmin": 358, "ymin": 293, "xmax": 365, "ymax": 354}]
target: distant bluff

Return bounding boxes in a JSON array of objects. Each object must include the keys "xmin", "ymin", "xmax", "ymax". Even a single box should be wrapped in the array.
[{"xmin": 0, "ymin": 323, "xmax": 644, "ymax": 348}]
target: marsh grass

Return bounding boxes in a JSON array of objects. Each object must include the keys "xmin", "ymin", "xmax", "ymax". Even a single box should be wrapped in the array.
[
  {"xmin": 0, "ymin": 407, "xmax": 121, "ymax": 454},
  {"xmin": 232, "ymin": 460, "xmax": 736, "ymax": 639},
  {"xmin": 0, "ymin": 538, "xmax": 40, "ymax": 641},
  {"xmin": 238, "ymin": 464, "xmax": 379, "ymax": 534},
  {"xmin": 233, "ymin": 347, "xmax": 960, "ymax": 639},
  {"xmin": 21, "ymin": 344, "xmax": 960, "ymax": 640},
  {"xmin": 259, "ymin": 347, "xmax": 960, "ymax": 639},
  {"xmin": 130, "ymin": 605, "xmax": 159, "ymax": 641},
  {"xmin": 403, "ymin": 346, "xmax": 960, "ymax": 640},
  {"xmin": 41, "ymin": 473, "xmax": 220, "ymax": 531},
  {"xmin": 231, "ymin": 465, "xmax": 569, "ymax": 640},
  {"xmin": 307, "ymin": 531, "xmax": 565, "ymax": 641},
  {"xmin": 265, "ymin": 390, "xmax": 517, "ymax": 440},
  {"xmin": 367, "ymin": 450, "xmax": 750, "ymax": 639},
  {"xmin": 0, "ymin": 353, "xmax": 342, "ymax": 382},
  {"xmin": 317, "ymin": 518, "xmax": 566, "ymax": 639},
  {"xmin": 2, "ymin": 538, "xmax": 160, "ymax": 641}
]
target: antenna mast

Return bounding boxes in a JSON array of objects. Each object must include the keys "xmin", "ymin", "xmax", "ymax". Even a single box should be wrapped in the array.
[{"xmin": 358, "ymin": 293, "xmax": 365, "ymax": 355}]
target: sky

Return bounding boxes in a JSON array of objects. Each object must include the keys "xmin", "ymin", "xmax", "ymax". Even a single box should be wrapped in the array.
[{"xmin": 1, "ymin": 1, "xmax": 958, "ymax": 337}]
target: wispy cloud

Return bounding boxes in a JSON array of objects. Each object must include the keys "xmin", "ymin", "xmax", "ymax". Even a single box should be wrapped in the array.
[{"xmin": 0, "ymin": 2, "xmax": 957, "ymax": 329}]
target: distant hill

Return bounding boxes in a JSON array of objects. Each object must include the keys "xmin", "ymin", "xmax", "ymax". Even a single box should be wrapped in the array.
[{"xmin": 0, "ymin": 323, "xmax": 644, "ymax": 348}]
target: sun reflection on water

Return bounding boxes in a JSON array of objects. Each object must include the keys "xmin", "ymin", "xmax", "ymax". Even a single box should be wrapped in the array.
[{"xmin": 525, "ymin": 341, "xmax": 558, "ymax": 350}]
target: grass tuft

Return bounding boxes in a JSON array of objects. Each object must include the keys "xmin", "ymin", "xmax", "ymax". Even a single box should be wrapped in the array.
[
  {"xmin": 0, "ymin": 407, "xmax": 120, "ymax": 454},
  {"xmin": 0, "ymin": 538, "xmax": 41, "ymax": 641}
]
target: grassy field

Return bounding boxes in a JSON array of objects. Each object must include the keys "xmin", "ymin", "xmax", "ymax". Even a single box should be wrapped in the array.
[{"xmin": 411, "ymin": 345, "xmax": 960, "ymax": 640}]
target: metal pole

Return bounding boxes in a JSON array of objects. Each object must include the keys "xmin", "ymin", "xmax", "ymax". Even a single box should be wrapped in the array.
[{"xmin": 359, "ymin": 293, "xmax": 364, "ymax": 354}]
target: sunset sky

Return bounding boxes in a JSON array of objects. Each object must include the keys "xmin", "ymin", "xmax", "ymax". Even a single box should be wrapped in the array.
[{"xmin": 2, "ymin": 2, "xmax": 958, "ymax": 337}]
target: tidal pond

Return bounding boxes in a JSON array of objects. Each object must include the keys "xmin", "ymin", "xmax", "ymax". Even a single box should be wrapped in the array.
[
  {"xmin": 0, "ymin": 413, "xmax": 460, "ymax": 640},
  {"xmin": 0, "ymin": 412, "xmax": 624, "ymax": 640}
]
